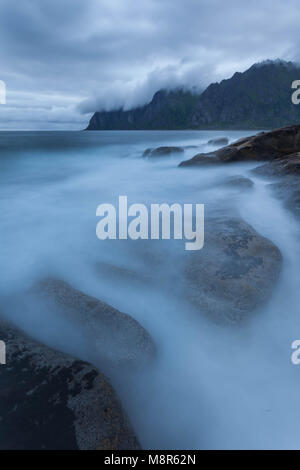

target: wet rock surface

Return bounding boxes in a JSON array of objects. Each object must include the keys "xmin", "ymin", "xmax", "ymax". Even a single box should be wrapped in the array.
[
  {"xmin": 0, "ymin": 319, "xmax": 140, "ymax": 450},
  {"xmin": 253, "ymin": 152, "xmax": 300, "ymax": 177},
  {"xmin": 253, "ymin": 152, "xmax": 300, "ymax": 218},
  {"xmin": 180, "ymin": 154, "xmax": 221, "ymax": 166},
  {"xmin": 184, "ymin": 217, "xmax": 282, "ymax": 324},
  {"xmin": 179, "ymin": 125, "xmax": 300, "ymax": 167},
  {"xmin": 30, "ymin": 279, "xmax": 155, "ymax": 372},
  {"xmin": 269, "ymin": 177, "xmax": 300, "ymax": 218}
]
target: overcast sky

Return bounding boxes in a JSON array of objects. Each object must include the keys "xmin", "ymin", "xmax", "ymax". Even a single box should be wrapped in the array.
[{"xmin": 0, "ymin": 0, "xmax": 299, "ymax": 130}]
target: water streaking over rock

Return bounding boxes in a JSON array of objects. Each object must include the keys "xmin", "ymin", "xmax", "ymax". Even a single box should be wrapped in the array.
[
  {"xmin": 29, "ymin": 278, "xmax": 155, "ymax": 373},
  {"xmin": 1, "ymin": 129, "xmax": 300, "ymax": 449}
]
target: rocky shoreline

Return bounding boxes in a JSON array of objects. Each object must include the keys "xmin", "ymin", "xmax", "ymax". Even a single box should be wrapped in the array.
[
  {"xmin": 135, "ymin": 124, "xmax": 300, "ymax": 324},
  {"xmin": 178, "ymin": 124, "xmax": 300, "ymax": 220},
  {"xmin": 2, "ymin": 124, "xmax": 300, "ymax": 449}
]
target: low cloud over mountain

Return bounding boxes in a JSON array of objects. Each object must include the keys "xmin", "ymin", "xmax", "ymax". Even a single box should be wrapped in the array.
[{"xmin": 0, "ymin": 0, "xmax": 300, "ymax": 129}]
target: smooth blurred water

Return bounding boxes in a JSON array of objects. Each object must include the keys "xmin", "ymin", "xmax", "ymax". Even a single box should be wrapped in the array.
[{"xmin": 1, "ymin": 129, "xmax": 300, "ymax": 449}]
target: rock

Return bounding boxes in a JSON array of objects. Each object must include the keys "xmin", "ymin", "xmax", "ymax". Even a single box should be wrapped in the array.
[
  {"xmin": 270, "ymin": 177, "xmax": 300, "ymax": 218},
  {"xmin": 253, "ymin": 152, "xmax": 300, "ymax": 177},
  {"xmin": 184, "ymin": 217, "xmax": 282, "ymax": 324},
  {"xmin": 179, "ymin": 125, "xmax": 300, "ymax": 167},
  {"xmin": 143, "ymin": 146, "xmax": 184, "ymax": 158},
  {"xmin": 30, "ymin": 279, "xmax": 155, "ymax": 371},
  {"xmin": 222, "ymin": 176, "xmax": 254, "ymax": 190},
  {"xmin": 180, "ymin": 154, "xmax": 221, "ymax": 166},
  {"xmin": 0, "ymin": 319, "xmax": 140, "ymax": 450},
  {"xmin": 207, "ymin": 137, "xmax": 229, "ymax": 146},
  {"xmin": 252, "ymin": 153, "xmax": 300, "ymax": 218}
]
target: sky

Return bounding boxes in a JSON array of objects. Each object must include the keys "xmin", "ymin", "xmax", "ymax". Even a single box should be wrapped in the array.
[{"xmin": 0, "ymin": 0, "xmax": 300, "ymax": 130}]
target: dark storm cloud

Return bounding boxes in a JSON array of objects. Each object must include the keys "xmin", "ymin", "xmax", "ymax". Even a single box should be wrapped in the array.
[{"xmin": 0, "ymin": 0, "xmax": 299, "ymax": 129}]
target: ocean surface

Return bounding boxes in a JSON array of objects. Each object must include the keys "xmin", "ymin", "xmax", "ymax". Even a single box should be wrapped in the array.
[{"xmin": 1, "ymin": 129, "xmax": 300, "ymax": 449}]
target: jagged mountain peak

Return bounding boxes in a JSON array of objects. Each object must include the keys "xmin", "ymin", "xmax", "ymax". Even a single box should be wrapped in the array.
[{"xmin": 86, "ymin": 60, "xmax": 300, "ymax": 130}]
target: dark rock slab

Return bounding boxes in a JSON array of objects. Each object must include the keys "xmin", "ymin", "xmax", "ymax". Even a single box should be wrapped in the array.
[
  {"xmin": 180, "ymin": 154, "xmax": 221, "ymax": 166},
  {"xmin": 0, "ymin": 319, "xmax": 140, "ymax": 450},
  {"xmin": 179, "ymin": 125, "xmax": 300, "ymax": 167},
  {"xmin": 253, "ymin": 152, "xmax": 300, "ymax": 177},
  {"xmin": 184, "ymin": 217, "xmax": 282, "ymax": 324}
]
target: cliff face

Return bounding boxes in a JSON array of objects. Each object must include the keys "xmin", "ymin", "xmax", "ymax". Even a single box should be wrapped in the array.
[
  {"xmin": 86, "ymin": 61, "xmax": 300, "ymax": 130},
  {"xmin": 86, "ymin": 89, "xmax": 200, "ymax": 130},
  {"xmin": 190, "ymin": 61, "xmax": 300, "ymax": 129}
]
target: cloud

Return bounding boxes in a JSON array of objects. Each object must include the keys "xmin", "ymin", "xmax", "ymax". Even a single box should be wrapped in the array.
[
  {"xmin": 0, "ymin": 0, "xmax": 299, "ymax": 128},
  {"xmin": 77, "ymin": 61, "xmax": 215, "ymax": 113}
]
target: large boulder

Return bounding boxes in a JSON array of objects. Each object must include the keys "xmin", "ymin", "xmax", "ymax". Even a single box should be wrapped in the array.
[
  {"xmin": 0, "ymin": 319, "xmax": 140, "ymax": 450},
  {"xmin": 29, "ymin": 279, "xmax": 155, "ymax": 372},
  {"xmin": 184, "ymin": 217, "xmax": 282, "ymax": 324},
  {"xmin": 179, "ymin": 125, "xmax": 300, "ymax": 167}
]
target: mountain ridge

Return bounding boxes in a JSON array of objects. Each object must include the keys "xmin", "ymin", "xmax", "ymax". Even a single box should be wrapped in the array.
[
  {"xmin": 86, "ymin": 89, "xmax": 200, "ymax": 130},
  {"xmin": 86, "ymin": 60, "xmax": 300, "ymax": 130}
]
